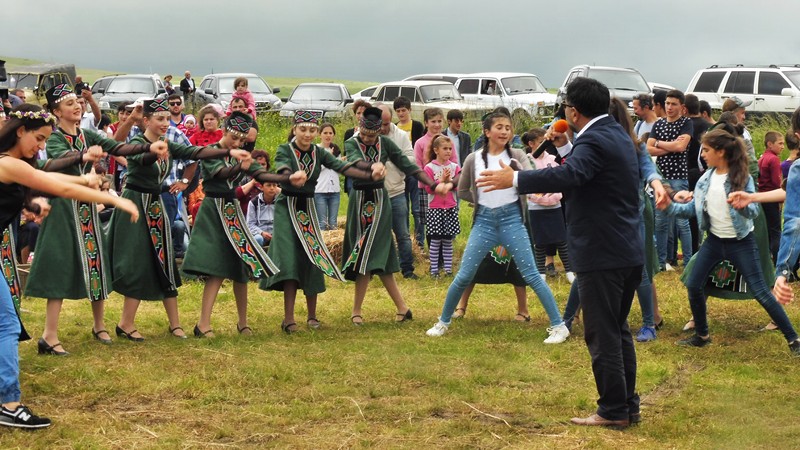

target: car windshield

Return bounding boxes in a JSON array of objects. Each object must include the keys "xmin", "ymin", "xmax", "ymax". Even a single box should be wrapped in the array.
[
  {"xmin": 106, "ymin": 78, "xmax": 156, "ymax": 94},
  {"xmin": 219, "ymin": 76, "xmax": 273, "ymax": 94},
  {"xmin": 783, "ymin": 71, "xmax": 800, "ymax": 90},
  {"xmin": 586, "ymin": 68, "xmax": 649, "ymax": 92},
  {"xmin": 420, "ymin": 84, "xmax": 463, "ymax": 102},
  {"xmin": 290, "ymin": 85, "xmax": 343, "ymax": 102},
  {"xmin": 501, "ymin": 76, "xmax": 547, "ymax": 94},
  {"xmin": 8, "ymin": 74, "xmax": 37, "ymax": 89}
]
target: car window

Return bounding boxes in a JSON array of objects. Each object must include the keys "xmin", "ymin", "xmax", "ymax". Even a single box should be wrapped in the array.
[
  {"xmin": 400, "ymin": 87, "xmax": 418, "ymax": 102},
  {"xmin": 8, "ymin": 73, "xmax": 36, "ymax": 90},
  {"xmin": 199, "ymin": 79, "xmax": 210, "ymax": 91},
  {"xmin": 565, "ymin": 70, "xmax": 581, "ymax": 87},
  {"xmin": 501, "ymin": 76, "xmax": 547, "ymax": 94},
  {"xmin": 40, "ymin": 74, "xmax": 57, "ymax": 92},
  {"xmin": 783, "ymin": 71, "xmax": 800, "ymax": 90},
  {"xmin": 362, "ymin": 87, "xmax": 376, "ymax": 97},
  {"xmin": 586, "ymin": 68, "xmax": 649, "ymax": 92},
  {"xmin": 693, "ymin": 71, "xmax": 725, "ymax": 92},
  {"xmin": 419, "ymin": 84, "xmax": 462, "ymax": 102},
  {"xmin": 290, "ymin": 85, "xmax": 344, "ymax": 102},
  {"xmin": 758, "ymin": 71, "xmax": 791, "ymax": 95},
  {"xmin": 219, "ymin": 76, "xmax": 273, "ymax": 94},
  {"xmin": 481, "ymin": 80, "xmax": 499, "ymax": 95},
  {"xmin": 723, "ymin": 71, "xmax": 755, "ymax": 94},
  {"xmin": 380, "ymin": 86, "xmax": 400, "ymax": 102},
  {"xmin": 106, "ymin": 78, "xmax": 156, "ymax": 94},
  {"xmin": 457, "ymin": 79, "xmax": 480, "ymax": 95}
]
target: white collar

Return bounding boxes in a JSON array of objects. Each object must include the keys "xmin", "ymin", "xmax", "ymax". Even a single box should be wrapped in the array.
[{"xmin": 575, "ymin": 114, "xmax": 609, "ymax": 139}]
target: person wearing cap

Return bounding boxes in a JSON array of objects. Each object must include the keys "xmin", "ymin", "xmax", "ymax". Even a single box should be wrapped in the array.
[
  {"xmin": 342, "ymin": 107, "xmax": 449, "ymax": 325},
  {"xmin": 25, "ymin": 84, "xmax": 169, "ymax": 355},
  {"xmin": 107, "ymin": 97, "xmax": 251, "ymax": 341},
  {"xmin": 259, "ymin": 110, "xmax": 387, "ymax": 333},
  {"xmin": 182, "ymin": 112, "xmax": 301, "ymax": 337},
  {"xmin": 722, "ymin": 96, "xmax": 757, "ymax": 174}
]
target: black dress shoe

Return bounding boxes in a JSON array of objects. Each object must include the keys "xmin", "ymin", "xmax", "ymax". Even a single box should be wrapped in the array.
[
  {"xmin": 193, "ymin": 324, "xmax": 214, "ymax": 338},
  {"xmin": 629, "ymin": 412, "xmax": 641, "ymax": 424},
  {"xmin": 570, "ymin": 413, "xmax": 629, "ymax": 428},
  {"xmin": 37, "ymin": 338, "xmax": 69, "ymax": 356},
  {"xmin": 92, "ymin": 328, "xmax": 113, "ymax": 345},
  {"xmin": 115, "ymin": 325, "xmax": 144, "ymax": 342},
  {"xmin": 676, "ymin": 334, "xmax": 710, "ymax": 347},
  {"xmin": 396, "ymin": 309, "xmax": 413, "ymax": 322}
]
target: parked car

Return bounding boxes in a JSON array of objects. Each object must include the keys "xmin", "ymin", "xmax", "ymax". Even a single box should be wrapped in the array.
[
  {"xmin": 351, "ymin": 85, "xmax": 378, "ymax": 103},
  {"xmin": 686, "ymin": 64, "xmax": 800, "ymax": 114},
  {"xmin": 6, "ymin": 63, "xmax": 76, "ymax": 106},
  {"xmin": 279, "ymin": 83, "xmax": 353, "ymax": 119},
  {"xmin": 402, "ymin": 73, "xmax": 465, "ymax": 84},
  {"xmin": 91, "ymin": 74, "xmax": 166, "ymax": 114},
  {"xmin": 370, "ymin": 80, "xmax": 488, "ymax": 121},
  {"xmin": 648, "ymin": 81, "xmax": 677, "ymax": 92},
  {"xmin": 556, "ymin": 65, "xmax": 651, "ymax": 108},
  {"xmin": 454, "ymin": 72, "xmax": 557, "ymax": 119},
  {"xmin": 194, "ymin": 73, "xmax": 282, "ymax": 114}
]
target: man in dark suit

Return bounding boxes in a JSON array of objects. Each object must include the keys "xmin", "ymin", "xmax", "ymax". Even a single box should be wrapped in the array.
[
  {"xmin": 477, "ymin": 77, "xmax": 645, "ymax": 428},
  {"xmin": 445, "ymin": 109, "xmax": 472, "ymax": 165},
  {"xmin": 179, "ymin": 71, "xmax": 195, "ymax": 112}
]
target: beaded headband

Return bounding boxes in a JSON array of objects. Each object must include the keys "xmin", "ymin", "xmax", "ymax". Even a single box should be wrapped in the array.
[
  {"xmin": 226, "ymin": 111, "xmax": 252, "ymax": 138},
  {"xmin": 8, "ymin": 110, "xmax": 58, "ymax": 125},
  {"xmin": 293, "ymin": 110, "xmax": 323, "ymax": 126}
]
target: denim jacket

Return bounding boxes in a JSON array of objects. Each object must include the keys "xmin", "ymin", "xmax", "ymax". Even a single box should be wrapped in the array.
[
  {"xmin": 776, "ymin": 161, "xmax": 800, "ymax": 275},
  {"xmin": 667, "ymin": 168, "xmax": 759, "ymax": 240}
]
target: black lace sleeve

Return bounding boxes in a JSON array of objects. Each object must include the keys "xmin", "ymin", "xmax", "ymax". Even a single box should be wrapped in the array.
[
  {"xmin": 107, "ymin": 143, "xmax": 151, "ymax": 157},
  {"xmin": 251, "ymin": 167, "xmax": 292, "ymax": 184},
  {"xmin": 40, "ymin": 152, "xmax": 81, "ymax": 172}
]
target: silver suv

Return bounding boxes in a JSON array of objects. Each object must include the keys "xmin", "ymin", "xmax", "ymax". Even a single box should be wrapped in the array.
[
  {"xmin": 194, "ymin": 73, "xmax": 282, "ymax": 113},
  {"xmin": 92, "ymin": 74, "xmax": 166, "ymax": 114},
  {"xmin": 557, "ymin": 65, "xmax": 651, "ymax": 108},
  {"xmin": 686, "ymin": 65, "xmax": 800, "ymax": 114}
]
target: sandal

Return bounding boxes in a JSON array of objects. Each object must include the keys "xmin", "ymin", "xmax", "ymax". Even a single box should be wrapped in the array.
[
  {"xmin": 395, "ymin": 309, "xmax": 413, "ymax": 322},
  {"xmin": 682, "ymin": 319, "xmax": 695, "ymax": 332},
  {"xmin": 307, "ymin": 318, "xmax": 321, "ymax": 330},
  {"xmin": 169, "ymin": 326, "xmax": 188, "ymax": 339},
  {"xmin": 193, "ymin": 324, "xmax": 214, "ymax": 338},
  {"xmin": 351, "ymin": 315, "xmax": 364, "ymax": 326},
  {"xmin": 515, "ymin": 313, "xmax": 531, "ymax": 322},
  {"xmin": 281, "ymin": 322, "xmax": 299, "ymax": 334},
  {"xmin": 655, "ymin": 319, "xmax": 665, "ymax": 330},
  {"xmin": 92, "ymin": 328, "xmax": 113, "ymax": 345},
  {"xmin": 237, "ymin": 325, "xmax": 253, "ymax": 335},
  {"xmin": 115, "ymin": 325, "xmax": 145, "ymax": 342},
  {"xmin": 452, "ymin": 307, "xmax": 467, "ymax": 319}
]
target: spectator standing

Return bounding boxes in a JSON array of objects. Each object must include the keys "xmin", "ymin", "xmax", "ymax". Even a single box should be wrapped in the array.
[
  {"xmin": 180, "ymin": 71, "xmax": 195, "ymax": 112},
  {"xmin": 445, "ymin": 109, "xmax": 471, "ymax": 165},
  {"xmin": 781, "ymin": 132, "xmax": 800, "ymax": 180},
  {"xmin": 247, "ymin": 182, "xmax": 279, "ymax": 247},
  {"xmin": 189, "ymin": 105, "xmax": 223, "ymax": 147},
  {"xmin": 225, "ymin": 77, "xmax": 257, "ymax": 119},
  {"xmin": 163, "ymin": 75, "xmax": 175, "ymax": 95},
  {"xmin": 229, "ymin": 98, "xmax": 258, "ymax": 152},
  {"xmin": 314, "ymin": 123, "xmax": 342, "ymax": 231},
  {"xmin": 758, "ymin": 131, "xmax": 785, "ymax": 262},
  {"xmin": 685, "ymin": 94, "xmax": 711, "ymax": 253},
  {"xmin": 632, "ymin": 93, "xmax": 657, "ymax": 146},
  {"xmin": 168, "ymin": 94, "xmax": 187, "ymax": 131},
  {"xmin": 394, "ymin": 96, "xmax": 425, "ymax": 250}
]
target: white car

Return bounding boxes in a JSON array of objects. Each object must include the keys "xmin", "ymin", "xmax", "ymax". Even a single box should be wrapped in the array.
[
  {"xmin": 402, "ymin": 73, "xmax": 465, "ymax": 84},
  {"xmin": 369, "ymin": 80, "xmax": 488, "ymax": 120},
  {"xmin": 454, "ymin": 72, "xmax": 557, "ymax": 119},
  {"xmin": 279, "ymin": 83, "xmax": 353, "ymax": 119},
  {"xmin": 686, "ymin": 64, "xmax": 800, "ymax": 114},
  {"xmin": 351, "ymin": 85, "xmax": 377, "ymax": 103}
]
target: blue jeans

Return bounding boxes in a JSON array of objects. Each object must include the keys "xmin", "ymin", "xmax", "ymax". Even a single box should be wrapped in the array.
[
  {"xmin": 405, "ymin": 177, "xmax": 423, "ymax": 245},
  {"xmin": 0, "ymin": 282, "xmax": 21, "ymax": 403},
  {"xmin": 390, "ymin": 194, "xmax": 414, "ymax": 275},
  {"xmin": 314, "ymin": 192, "xmax": 340, "ymax": 231},
  {"xmin": 685, "ymin": 233, "xmax": 798, "ymax": 342},
  {"xmin": 439, "ymin": 203, "xmax": 562, "ymax": 325},
  {"xmin": 656, "ymin": 179, "xmax": 692, "ymax": 266}
]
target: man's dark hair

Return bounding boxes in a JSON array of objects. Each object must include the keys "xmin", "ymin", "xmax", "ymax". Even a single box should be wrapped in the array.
[
  {"xmin": 393, "ymin": 96, "xmax": 411, "ymax": 111},
  {"xmin": 117, "ymin": 101, "xmax": 133, "ymax": 112},
  {"xmin": 666, "ymin": 89, "xmax": 685, "ymax": 105},
  {"xmin": 352, "ymin": 99, "xmax": 370, "ymax": 113},
  {"xmin": 684, "ymin": 94, "xmax": 700, "ymax": 115},
  {"xmin": 633, "ymin": 93, "xmax": 652, "ymax": 110},
  {"xmin": 699, "ymin": 100, "xmax": 712, "ymax": 117},
  {"xmin": 446, "ymin": 109, "xmax": 464, "ymax": 121},
  {"xmin": 167, "ymin": 93, "xmax": 182, "ymax": 102},
  {"xmin": 564, "ymin": 77, "xmax": 610, "ymax": 118},
  {"xmin": 652, "ymin": 89, "xmax": 667, "ymax": 109}
]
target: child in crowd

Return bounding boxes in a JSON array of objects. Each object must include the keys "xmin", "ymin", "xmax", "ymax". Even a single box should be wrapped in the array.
[
  {"xmin": 189, "ymin": 106, "xmax": 222, "ymax": 147},
  {"xmin": 423, "ymin": 135, "xmax": 460, "ymax": 277},
  {"xmin": 425, "ymin": 113, "xmax": 568, "ymax": 343},
  {"xmin": 314, "ymin": 123, "xmax": 342, "ymax": 231},
  {"xmin": 781, "ymin": 132, "xmax": 799, "ymax": 180},
  {"xmin": 182, "ymin": 115, "xmax": 197, "ymax": 140},
  {"xmin": 247, "ymin": 182, "xmax": 279, "ymax": 247},
  {"xmin": 521, "ymin": 128, "xmax": 573, "ymax": 282},
  {"xmin": 661, "ymin": 129, "xmax": 800, "ymax": 355},
  {"xmin": 414, "ymin": 108, "xmax": 451, "ymax": 251},
  {"xmin": 226, "ymin": 77, "xmax": 257, "ymax": 119},
  {"xmin": 758, "ymin": 131, "xmax": 784, "ymax": 262}
]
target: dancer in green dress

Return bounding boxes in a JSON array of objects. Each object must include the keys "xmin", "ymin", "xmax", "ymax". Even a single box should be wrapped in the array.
[
  {"xmin": 260, "ymin": 110, "xmax": 386, "ymax": 333},
  {"xmin": 108, "ymin": 98, "xmax": 251, "ymax": 341}
]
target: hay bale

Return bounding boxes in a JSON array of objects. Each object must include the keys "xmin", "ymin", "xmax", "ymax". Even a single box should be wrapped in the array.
[
  {"xmin": 16, "ymin": 263, "xmax": 30, "ymax": 297},
  {"xmin": 322, "ymin": 229, "xmax": 345, "ymax": 262}
]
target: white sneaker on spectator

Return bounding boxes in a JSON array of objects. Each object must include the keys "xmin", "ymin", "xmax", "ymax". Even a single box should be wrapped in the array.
[
  {"xmin": 426, "ymin": 321, "xmax": 449, "ymax": 337},
  {"xmin": 544, "ymin": 323, "xmax": 570, "ymax": 344},
  {"xmin": 566, "ymin": 272, "xmax": 576, "ymax": 284},
  {"xmin": 540, "ymin": 274, "xmax": 547, "ymax": 282}
]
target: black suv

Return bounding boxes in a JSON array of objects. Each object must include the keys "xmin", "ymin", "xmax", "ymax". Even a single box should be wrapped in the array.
[{"xmin": 92, "ymin": 74, "xmax": 166, "ymax": 114}]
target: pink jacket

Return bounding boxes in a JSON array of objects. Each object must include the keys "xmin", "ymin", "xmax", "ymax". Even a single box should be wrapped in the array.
[
  {"xmin": 527, "ymin": 153, "xmax": 562, "ymax": 206},
  {"xmin": 226, "ymin": 90, "xmax": 257, "ymax": 118},
  {"xmin": 423, "ymin": 160, "xmax": 460, "ymax": 209},
  {"xmin": 414, "ymin": 132, "xmax": 458, "ymax": 188}
]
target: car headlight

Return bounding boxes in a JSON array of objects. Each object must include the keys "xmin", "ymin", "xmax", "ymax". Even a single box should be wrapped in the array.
[
  {"xmin": 100, "ymin": 101, "xmax": 110, "ymax": 110},
  {"xmin": 273, "ymin": 99, "xmax": 282, "ymax": 108},
  {"xmin": 325, "ymin": 110, "xmax": 344, "ymax": 118}
]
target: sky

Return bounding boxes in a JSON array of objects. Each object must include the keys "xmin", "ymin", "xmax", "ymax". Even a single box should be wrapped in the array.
[{"xmin": 3, "ymin": 0, "xmax": 800, "ymax": 91}]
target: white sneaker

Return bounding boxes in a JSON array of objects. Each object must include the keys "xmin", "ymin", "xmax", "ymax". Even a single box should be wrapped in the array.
[
  {"xmin": 543, "ymin": 323, "xmax": 570, "ymax": 344},
  {"xmin": 540, "ymin": 274, "xmax": 547, "ymax": 282},
  {"xmin": 426, "ymin": 321, "xmax": 449, "ymax": 337},
  {"xmin": 566, "ymin": 272, "xmax": 576, "ymax": 284},
  {"xmin": 665, "ymin": 263, "xmax": 675, "ymax": 272}
]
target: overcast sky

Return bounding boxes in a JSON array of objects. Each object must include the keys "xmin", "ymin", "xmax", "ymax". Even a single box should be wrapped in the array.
[{"xmin": 3, "ymin": 0, "xmax": 800, "ymax": 90}]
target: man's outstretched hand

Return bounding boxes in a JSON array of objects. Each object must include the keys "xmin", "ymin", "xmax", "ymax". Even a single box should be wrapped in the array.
[{"xmin": 476, "ymin": 160, "xmax": 515, "ymax": 192}]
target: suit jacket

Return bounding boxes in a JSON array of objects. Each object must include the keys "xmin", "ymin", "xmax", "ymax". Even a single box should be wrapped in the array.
[
  {"xmin": 517, "ymin": 115, "xmax": 642, "ymax": 272},
  {"xmin": 180, "ymin": 78, "xmax": 194, "ymax": 94},
  {"xmin": 447, "ymin": 129, "xmax": 472, "ymax": 167}
]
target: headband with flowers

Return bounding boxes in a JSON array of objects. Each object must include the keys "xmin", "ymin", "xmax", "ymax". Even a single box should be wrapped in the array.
[{"xmin": 9, "ymin": 110, "xmax": 58, "ymax": 126}]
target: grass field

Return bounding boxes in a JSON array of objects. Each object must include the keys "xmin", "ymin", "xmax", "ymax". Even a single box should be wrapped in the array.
[{"xmin": 3, "ymin": 56, "xmax": 800, "ymax": 449}]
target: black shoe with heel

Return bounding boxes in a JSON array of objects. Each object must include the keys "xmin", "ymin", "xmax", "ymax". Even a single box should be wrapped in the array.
[
  {"xmin": 37, "ymin": 338, "xmax": 68, "ymax": 356},
  {"xmin": 396, "ymin": 309, "xmax": 413, "ymax": 322},
  {"xmin": 193, "ymin": 325, "xmax": 214, "ymax": 338},
  {"xmin": 115, "ymin": 325, "xmax": 144, "ymax": 342},
  {"xmin": 92, "ymin": 328, "xmax": 112, "ymax": 345}
]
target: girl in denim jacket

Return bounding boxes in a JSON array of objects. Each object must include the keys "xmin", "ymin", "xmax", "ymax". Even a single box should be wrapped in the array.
[{"xmin": 662, "ymin": 129, "xmax": 800, "ymax": 355}]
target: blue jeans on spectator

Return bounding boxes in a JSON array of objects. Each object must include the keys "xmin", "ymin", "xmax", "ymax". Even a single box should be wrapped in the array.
[
  {"xmin": 254, "ymin": 234, "xmax": 268, "ymax": 247},
  {"xmin": 314, "ymin": 192, "xmax": 340, "ymax": 231},
  {"xmin": 438, "ymin": 203, "xmax": 562, "ymax": 325},
  {"xmin": 405, "ymin": 177, "xmax": 423, "ymax": 246},
  {"xmin": 390, "ymin": 194, "xmax": 414, "ymax": 276},
  {"xmin": 0, "ymin": 283, "xmax": 21, "ymax": 403},
  {"xmin": 684, "ymin": 232, "xmax": 798, "ymax": 342},
  {"xmin": 656, "ymin": 179, "xmax": 692, "ymax": 266}
]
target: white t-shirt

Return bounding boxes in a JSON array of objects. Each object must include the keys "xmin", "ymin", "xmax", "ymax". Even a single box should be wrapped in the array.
[
  {"xmin": 707, "ymin": 171, "xmax": 736, "ymax": 238},
  {"xmin": 315, "ymin": 147, "xmax": 341, "ymax": 194},
  {"xmin": 475, "ymin": 151, "xmax": 518, "ymax": 208}
]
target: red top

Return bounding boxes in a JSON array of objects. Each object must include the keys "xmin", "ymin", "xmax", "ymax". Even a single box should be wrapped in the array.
[
  {"xmin": 758, "ymin": 151, "xmax": 782, "ymax": 192},
  {"xmin": 189, "ymin": 129, "xmax": 223, "ymax": 147}
]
